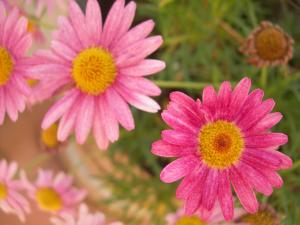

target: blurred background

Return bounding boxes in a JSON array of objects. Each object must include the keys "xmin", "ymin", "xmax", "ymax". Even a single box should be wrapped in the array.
[{"xmin": 1, "ymin": 0, "xmax": 300, "ymax": 224}]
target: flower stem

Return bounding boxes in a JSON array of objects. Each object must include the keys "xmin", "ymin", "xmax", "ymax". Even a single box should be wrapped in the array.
[
  {"xmin": 154, "ymin": 80, "xmax": 210, "ymax": 90},
  {"xmin": 260, "ymin": 66, "xmax": 268, "ymax": 88}
]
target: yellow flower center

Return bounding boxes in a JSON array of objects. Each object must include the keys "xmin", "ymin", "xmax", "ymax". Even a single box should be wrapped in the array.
[
  {"xmin": 255, "ymin": 27, "xmax": 288, "ymax": 61},
  {"xmin": 0, "ymin": 47, "xmax": 14, "ymax": 86},
  {"xmin": 241, "ymin": 209, "xmax": 277, "ymax": 225},
  {"xmin": 41, "ymin": 123, "xmax": 59, "ymax": 148},
  {"xmin": 199, "ymin": 120, "xmax": 244, "ymax": 169},
  {"xmin": 72, "ymin": 47, "xmax": 117, "ymax": 95},
  {"xmin": 36, "ymin": 187, "xmax": 62, "ymax": 211},
  {"xmin": 175, "ymin": 216, "xmax": 206, "ymax": 225},
  {"xmin": 0, "ymin": 183, "xmax": 8, "ymax": 200}
]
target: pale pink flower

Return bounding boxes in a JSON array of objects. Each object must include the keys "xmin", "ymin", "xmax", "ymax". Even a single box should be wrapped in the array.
[
  {"xmin": 0, "ymin": 2, "xmax": 32, "ymax": 124},
  {"xmin": 166, "ymin": 204, "xmax": 245, "ymax": 225},
  {"xmin": 21, "ymin": 169, "xmax": 86, "ymax": 214},
  {"xmin": 0, "ymin": 159, "xmax": 30, "ymax": 222},
  {"xmin": 51, "ymin": 204, "xmax": 123, "ymax": 225},
  {"xmin": 29, "ymin": 0, "xmax": 165, "ymax": 149},
  {"xmin": 152, "ymin": 77, "xmax": 292, "ymax": 221}
]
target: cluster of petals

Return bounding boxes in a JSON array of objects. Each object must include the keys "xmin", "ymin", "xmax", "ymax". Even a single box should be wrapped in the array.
[
  {"xmin": 152, "ymin": 77, "xmax": 292, "ymax": 221},
  {"xmin": 0, "ymin": 159, "xmax": 30, "ymax": 222},
  {"xmin": 21, "ymin": 169, "xmax": 86, "ymax": 214},
  {"xmin": 0, "ymin": 2, "xmax": 32, "ymax": 124},
  {"xmin": 51, "ymin": 204, "xmax": 123, "ymax": 225},
  {"xmin": 29, "ymin": 0, "xmax": 165, "ymax": 150}
]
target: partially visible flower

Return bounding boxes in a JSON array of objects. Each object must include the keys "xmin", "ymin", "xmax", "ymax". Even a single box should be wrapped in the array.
[
  {"xmin": 29, "ymin": 0, "xmax": 165, "ymax": 150},
  {"xmin": 24, "ymin": 0, "xmax": 69, "ymax": 16},
  {"xmin": 21, "ymin": 169, "xmax": 86, "ymax": 214},
  {"xmin": 166, "ymin": 205, "xmax": 245, "ymax": 225},
  {"xmin": 0, "ymin": 159, "xmax": 31, "ymax": 222},
  {"xmin": 152, "ymin": 78, "xmax": 292, "ymax": 221},
  {"xmin": 241, "ymin": 21, "xmax": 294, "ymax": 67},
  {"xmin": 0, "ymin": 2, "xmax": 33, "ymax": 124},
  {"xmin": 238, "ymin": 204, "xmax": 281, "ymax": 225},
  {"xmin": 51, "ymin": 204, "xmax": 123, "ymax": 225},
  {"xmin": 41, "ymin": 123, "xmax": 62, "ymax": 152}
]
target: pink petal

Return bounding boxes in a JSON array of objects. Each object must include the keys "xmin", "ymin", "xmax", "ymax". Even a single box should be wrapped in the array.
[
  {"xmin": 12, "ymin": 34, "xmax": 32, "ymax": 56},
  {"xmin": 234, "ymin": 89, "xmax": 264, "ymax": 123},
  {"xmin": 202, "ymin": 85, "xmax": 217, "ymax": 117},
  {"xmin": 69, "ymin": 0, "xmax": 90, "ymax": 48},
  {"xmin": 162, "ymin": 130, "xmax": 198, "ymax": 147},
  {"xmin": 5, "ymin": 87, "xmax": 18, "ymax": 122},
  {"xmin": 120, "ymin": 59, "xmax": 165, "ymax": 77},
  {"xmin": 75, "ymin": 95, "xmax": 95, "ymax": 144},
  {"xmin": 105, "ymin": 88, "xmax": 134, "ymax": 131},
  {"xmin": 42, "ymin": 89, "xmax": 79, "ymax": 129},
  {"xmin": 151, "ymin": 140, "xmax": 196, "ymax": 157},
  {"xmin": 117, "ymin": 76, "xmax": 161, "ymax": 96},
  {"xmin": 201, "ymin": 169, "xmax": 218, "ymax": 210},
  {"xmin": 3, "ymin": 7, "xmax": 19, "ymax": 46},
  {"xmin": 243, "ymin": 148, "xmax": 292, "ymax": 170},
  {"xmin": 85, "ymin": 0, "xmax": 102, "ymax": 44},
  {"xmin": 101, "ymin": 0, "xmax": 125, "ymax": 47},
  {"xmin": 98, "ymin": 96, "xmax": 119, "ymax": 142},
  {"xmin": 245, "ymin": 133, "xmax": 288, "ymax": 148},
  {"xmin": 112, "ymin": 19, "xmax": 155, "ymax": 52},
  {"xmin": 115, "ymin": 85, "xmax": 160, "ymax": 113},
  {"xmin": 0, "ymin": 89, "xmax": 6, "ymax": 124},
  {"xmin": 246, "ymin": 112, "xmax": 283, "ymax": 134},
  {"xmin": 56, "ymin": 16, "xmax": 83, "ymax": 51},
  {"xmin": 161, "ymin": 110, "xmax": 199, "ymax": 133},
  {"xmin": 229, "ymin": 77, "xmax": 251, "ymax": 120},
  {"xmin": 218, "ymin": 170, "xmax": 234, "ymax": 221},
  {"xmin": 116, "ymin": 36, "xmax": 163, "ymax": 67},
  {"xmin": 111, "ymin": 1, "xmax": 136, "ymax": 44},
  {"xmin": 238, "ymin": 162, "xmax": 273, "ymax": 196},
  {"xmin": 93, "ymin": 104, "xmax": 109, "ymax": 150},
  {"xmin": 160, "ymin": 156, "xmax": 198, "ymax": 183},
  {"xmin": 238, "ymin": 99, "xmax": 275, "ymax": 131},
  {"xmin": 58, "ymin": 97, "xmax": 81, "ymax": 141},
  {"xmin": 229, "ymin": 167, "xmax": 258, "ymax": 213},
  {"xmin": 176, "ymin": 164, "xmax": 208, "ymax": 200},
  {"xmin": 51, "ymin": 40, "xmax": 77, "ymax": 61}
]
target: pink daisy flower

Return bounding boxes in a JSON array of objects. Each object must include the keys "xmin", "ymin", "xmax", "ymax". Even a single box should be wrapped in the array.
[
  {"xmin": 0, "ymin": 2, "xmax": 32, "ymax": 124},
  {"xmin": 166, "ymin": 205, "xmax": 245, "ymax": 225},
  {"xmin": 29, "ymin": 0, "xmax": 165, "ymax": 149},
  {"xmin": 21, "ymin": 169, "xmax": 86, "ymax": 214},
  {"xmin": 51, "ymin": 204, "xmax": 123, "ymax": 225},
  {"xmin": 0, "ymin": 159, "xmax": 30, "ymax": 222},
  {"xmin": 151, "ymin": 77, "xmax": 292, "ymax": 221}
]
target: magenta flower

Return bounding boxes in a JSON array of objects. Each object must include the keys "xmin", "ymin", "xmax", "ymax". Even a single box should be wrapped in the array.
[
  {"xmin": 0, "ymin": 159, "xmax": 30, "ymax": 222},
  {"xmin": 21, "ymin": 169, "xmax": 86, "ymax": 214},
  {"xmin": 0, "ymin": 2, "xmax": 32, "ymax": 124},
  {"xmin": 51, "ymin": 204, "xmax": 123, "ymax": 225},
  {"xmin": 29, "ymin": 0, "xmax": 164, "ymax": 149},
  {"xmin": 151, "ymin": 77, "xmax": 292, "ymax": 221}
]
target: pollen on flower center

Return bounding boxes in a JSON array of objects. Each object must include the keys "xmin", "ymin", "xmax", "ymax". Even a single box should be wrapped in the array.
[
  {"xmin": 72, "ymin": 47, "xmax": 117, "ymax": 95},
  {"xmin": 255, "ymin": 27, "xmax": 288, "ymax": 61},
  {"xmin": 199, "ymin": 120, "xmax": 244, "ymax": 169},
  {"xmin": 0, "ymin": 183, "xmax": 8, "ymax": 200},
  {"xmin": 175, "ymin": 216, "xmax": 206, "ymax": 225},
  {"xmin": 241, "ymin": 209, "xmax": 277, "ymax": 225},
  {"xmin": 0, "ymin": 47, "xmax": 14, "ymax": 86},
  {"xmin": 36, "ymin": 187, "xmax": 62, "ymax": 211}
]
